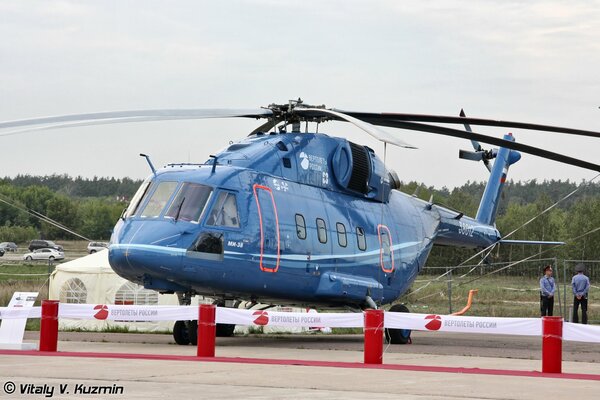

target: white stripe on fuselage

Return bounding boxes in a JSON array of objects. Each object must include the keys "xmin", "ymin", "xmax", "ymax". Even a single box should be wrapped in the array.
[{"xmin": 111, "ymin": 240, "xmax": 424, "ymax": 262}]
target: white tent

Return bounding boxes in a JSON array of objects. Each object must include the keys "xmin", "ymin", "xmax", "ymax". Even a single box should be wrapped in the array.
[{"xmin": 49, "ymin": 250, "xmax": 183, "ymax": 332}]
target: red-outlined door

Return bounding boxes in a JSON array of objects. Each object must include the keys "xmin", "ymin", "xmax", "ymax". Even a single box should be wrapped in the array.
[
  {"xmin": 377, "ymin": 224, "xmax": 394, "ymax": 273},
  {"xmin": 253, "ymin": 184, "xmax": 280, "ymax": 272}
]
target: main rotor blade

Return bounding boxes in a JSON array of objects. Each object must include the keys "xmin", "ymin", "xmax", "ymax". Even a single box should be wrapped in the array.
[
  {"xmin": 248, "ymin": 117, "xmax": 283, "ymax": 136},
  {"xmin": 0, "ymin": 109, "xmax": 273, "ymax": 134},
  {"xmin": 359, "ymin": 118, "xmax": 600, "ymax": 172},
  {"xmin": 336, "ymin": 110, "xmax": 600, "ymax": 139},
  {"xmin": 295, "ymin": 108, "xmax": 417, "ymax": 149}
]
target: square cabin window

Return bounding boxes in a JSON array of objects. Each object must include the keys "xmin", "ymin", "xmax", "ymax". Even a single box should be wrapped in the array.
[
  {"xmin": 356, "ymin": 227, "xmax": 367, "ymax": 251},
  {"xmin": 316, "ymin": 218, "xmax": 327, "ymax": 244},
  {"xmin": 295, "ymin": 214, "xmax": 306, "ymax": 239},
  {"xmin": 336, "ymin": 223, "xmax": 347, "ymax": 247}
]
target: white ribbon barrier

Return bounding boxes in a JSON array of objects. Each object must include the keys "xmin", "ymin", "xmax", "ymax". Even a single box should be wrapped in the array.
[
  {"xmin": 216, "ymin": 308, "xmax": 363, "ymax": 328},
  {"xmin": 0, "ymin": 307, "xmax": 41, "ymax": 319},
  {"xmin": 385, "ymin": 312, "xmax": 542, "ymax": 336},
  {"xmin": 563, "ymin": 322, "xmax": 600, "ymax": 343},
  {"xmin": 4, "ymin": 304, "xmax": 600, "ymax": 344},
  {"xmin": 58, "ymin": 304, "xmax": 198, "ymax": 321}
]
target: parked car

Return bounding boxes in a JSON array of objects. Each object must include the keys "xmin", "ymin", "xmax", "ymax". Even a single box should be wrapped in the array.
[
  {"xmin": 87, "ymin": 241, "xmax": 109, "ymax": 254},
  {"xmin": 22, "ymin": 248, "xmax": 65, "ymax": 261},
  {"xmin": 28, "ymin": 240, "xmax": 63, "ymax": 252},
  {"xmin": 0, "ymin": 242, "xmax": 18, "ymax": 252}
]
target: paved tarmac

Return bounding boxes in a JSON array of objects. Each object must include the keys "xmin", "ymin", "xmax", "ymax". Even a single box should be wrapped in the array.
[{"xmin": 1, "ymin": 333, "xmax": 599, "ymax": 399}]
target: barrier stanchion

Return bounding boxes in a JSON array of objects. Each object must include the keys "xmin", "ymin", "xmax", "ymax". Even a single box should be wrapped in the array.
[
  {"xmin": 542, "ymin": 316, "xmax": 563, "ymax": 373},
  {"xmin": 39, "ymin": 300, "xmax": 59, "ymax": 352},
  {"xmin": 197, "ymin": 304, "xmax": 216, "ymax": 357},
  {"xmin": 364, "ymin": 309, "xmax": 384, "ymax": 364}
]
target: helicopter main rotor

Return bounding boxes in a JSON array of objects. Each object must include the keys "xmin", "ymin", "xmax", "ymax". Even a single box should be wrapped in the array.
[{"xmin": 0, "ymin": 98, "xmax": 599, "ymax": 172}]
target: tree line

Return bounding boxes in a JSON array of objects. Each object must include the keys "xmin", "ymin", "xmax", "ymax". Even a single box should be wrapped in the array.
[
  {"xmin": 0, "ymin": 175, "xmax": 598, "ymax": 263},
  {"xmin": 0, "ymin": 176, "xmax": 134, "ymax": 242}
]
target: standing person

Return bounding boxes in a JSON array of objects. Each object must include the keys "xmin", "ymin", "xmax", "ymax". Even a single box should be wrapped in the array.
[
  {"xmin": 539, "ymin": 265, "xmax": 555, "ymax": 316},
  {"xmin": 572, "ymin": 263, "xmax": 590, "ymax": 324}
]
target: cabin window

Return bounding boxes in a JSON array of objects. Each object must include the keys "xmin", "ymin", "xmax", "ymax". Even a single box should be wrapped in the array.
[
  {"xmin": 295, "ymin": 214, "xmax": 306, "ymax": 239},
  {"xmin": 141, "ymin": 181, "xmax": 178, "ymax": 218},
  {"xmin": 125, "ymin": 176, "xmax": 152, "ymax": 218},
  {"xmin": 336, "ymin": 223, "xmax": 347, "ymax": 247},
  {"xmin": 206, "ymin": 192, "xmax": 240, "ymax": 227},
  {"xmin": 165, "ymin": 183, "xmax": 213, "ymax": 222},
  {"xmin": 316, "ymin": 218, "xmax": 327, "ymax": 244},
  {"xmin": 356, "ymin": 227, "xmax": 367, "ymax": 251},
  {"xmin": 282, "ymin": 158, "xmax": 292, "ymax": 168}
]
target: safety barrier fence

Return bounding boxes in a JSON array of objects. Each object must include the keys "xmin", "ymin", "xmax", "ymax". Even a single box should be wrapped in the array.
[{"xmin": 2, "ymin": 301, "xmax": 600, "ymax": 373}]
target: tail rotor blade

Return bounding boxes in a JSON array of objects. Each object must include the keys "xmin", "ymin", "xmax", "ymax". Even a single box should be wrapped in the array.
[
  {"xmin": 459, "ymin": 149, "xmax": 485, "ymax": 161},
  {"xmin": 459, "ymin": 109, "xmax": 481, "ymax": 151}
]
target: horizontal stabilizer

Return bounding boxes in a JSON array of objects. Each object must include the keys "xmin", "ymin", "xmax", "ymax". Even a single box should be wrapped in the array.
[{"xmin": 499, "ymin": 239, "xmax": 565, "ymax": 246}]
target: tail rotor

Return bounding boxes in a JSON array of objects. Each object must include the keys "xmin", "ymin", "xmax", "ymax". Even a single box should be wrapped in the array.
[{"xmin": 458, "ymin": 109, "xmax": 495, "ymax": 172}]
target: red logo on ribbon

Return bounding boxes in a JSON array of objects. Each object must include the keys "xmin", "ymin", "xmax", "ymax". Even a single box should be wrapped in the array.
[
  {"xmin": 93, "ymin": 304, "xmax": 109, "ymax": 320},
  {"xmin": 424, "ymin": 314, "xmax": 442, "ymax": 331},
  {"xmin": 252, "ymin": 310, "xmax": 269, "ymax": 326}
]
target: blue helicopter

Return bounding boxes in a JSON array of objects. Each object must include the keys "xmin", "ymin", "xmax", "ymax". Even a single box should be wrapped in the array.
[{"xmin": 2, "ymin": 99, "xmax": 599, "ymax": 344}]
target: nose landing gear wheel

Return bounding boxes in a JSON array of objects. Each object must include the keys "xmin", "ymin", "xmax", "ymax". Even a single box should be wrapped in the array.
[{"xmin": 173, "ymin": 320, "xmax": 198, "ymax": 345}]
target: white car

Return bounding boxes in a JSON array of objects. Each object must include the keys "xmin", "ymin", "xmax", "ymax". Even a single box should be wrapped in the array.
[
  {"xmin": 87, "ymin": 242, "xmax": 109, "ymax": 253},
  {"xmin": 22, "ymin": 248, "xmax": 65, "ymax": 261}
]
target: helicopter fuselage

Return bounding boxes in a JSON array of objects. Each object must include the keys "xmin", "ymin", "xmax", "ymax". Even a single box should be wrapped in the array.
[{"xmin": 109, "ymin": 131, "xmax": 501, "ymax": 307}]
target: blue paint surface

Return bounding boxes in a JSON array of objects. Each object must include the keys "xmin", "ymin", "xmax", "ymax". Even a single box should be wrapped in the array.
[{"xmin": 109, "ymin": 131, "xmax": 511, "ymax": 307}]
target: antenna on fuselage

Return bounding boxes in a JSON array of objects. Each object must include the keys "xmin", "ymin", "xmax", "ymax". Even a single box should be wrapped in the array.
[
  {"xmin": 140, "ymin": 153, "xmax": 157, "ymax": 176},
  {"xmin": 210, "ymin": 155, "xmax": 218, "ymax": 174}
]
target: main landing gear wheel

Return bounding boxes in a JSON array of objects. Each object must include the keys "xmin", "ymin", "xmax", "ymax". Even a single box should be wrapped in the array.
[
  {"xmin": 385, "ymin": 304, "xmax": 412, "ymax": 345},
  {"xmin": 216, "ymin": 323, "xmax": 235, "ymax": 337},
  {"xmin": 173, "ymin": 320, "xmax": 198, "ymax": 345},
  {"xmin": 213, "ymin": 300, "xmax": 236, "ymax": 337}
]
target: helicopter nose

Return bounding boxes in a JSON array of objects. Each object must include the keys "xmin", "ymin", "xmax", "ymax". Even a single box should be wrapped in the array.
[{"xmin": 108, "ymin": 243, "xmax": 185, "ymax": 281}]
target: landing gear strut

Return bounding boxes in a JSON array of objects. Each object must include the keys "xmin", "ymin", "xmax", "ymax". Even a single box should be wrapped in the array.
[{"xmin": 173, "ymin": 292, "xmax": 198, "ymax": 346}]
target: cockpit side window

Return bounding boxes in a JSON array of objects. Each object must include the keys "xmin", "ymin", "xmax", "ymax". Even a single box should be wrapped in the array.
[
  {"xmin": 165, "ymin": 183, "xmax": 213, "ymax": 222},
  {"xmin": 206, "ymin": 192, "xmax": 240, "ymax": 228},
  {"xmin": 140, "ymin": 181, "xmax": 178, "ymax": 218},
  {"xmin": 124, "ymin": 177, "xmax": 152, "ymax": 218}
]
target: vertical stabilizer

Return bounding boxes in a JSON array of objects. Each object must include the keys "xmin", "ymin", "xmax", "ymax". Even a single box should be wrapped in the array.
[{"xmin": 475, "ymin": 133, "xmax": 521, "ymax": 225}]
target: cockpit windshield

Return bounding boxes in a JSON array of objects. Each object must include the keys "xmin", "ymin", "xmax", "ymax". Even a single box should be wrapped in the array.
[
  {"xmin": 124, "ymin": 176, "xmax": 152, "ymax": 218},
  {"xmin": 141, "ymin": 181, "xmax": 179, "ymax": 218},
  {"xmin": 165, "ymin": 183, "xmax": 213, "ymax": 222}
]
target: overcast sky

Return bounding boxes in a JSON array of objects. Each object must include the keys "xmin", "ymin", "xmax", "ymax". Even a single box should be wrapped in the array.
[{"xmin": 1, "ymin": 0, "xmax": 599, "ymax": 188}]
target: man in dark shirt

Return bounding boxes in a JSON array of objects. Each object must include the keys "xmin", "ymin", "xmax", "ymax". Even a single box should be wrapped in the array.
[
  {"xmin": 572, "ymin": 263, "xmax": 590, "ymax": 324},
  {"xmin": 539, "ymin": 265, "xmax": 555, "ymax": 316}
]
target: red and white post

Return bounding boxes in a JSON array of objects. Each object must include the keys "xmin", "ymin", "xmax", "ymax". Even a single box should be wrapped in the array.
[
  {"xmin": 197, "ymin": 304, "xmax": 216, "ymax": 357},
  {"xmin": 364, "ymin": 309, "xmax": 384, "ymax": 364},
  {"xmin": 542, "ymin": 316, "xmax": 563, "ymax": 373},
  {"xmin": 39, "ymin": 300, "xmax": 59, "ymax": 352}
]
